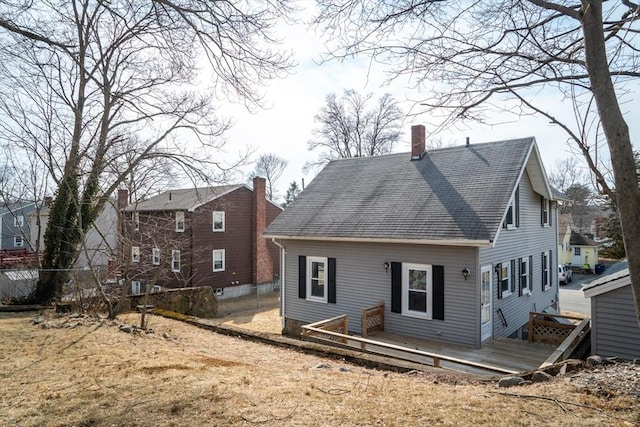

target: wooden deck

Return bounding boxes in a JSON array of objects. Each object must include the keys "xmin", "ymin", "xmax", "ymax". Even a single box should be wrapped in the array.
[{"xmin": 351, "ymin": 332, "xmax": 557, "ymax": 376}]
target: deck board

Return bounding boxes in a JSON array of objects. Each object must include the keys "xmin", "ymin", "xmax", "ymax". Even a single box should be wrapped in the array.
[{"xmin": 360, "ymin": 332, "xmax": 556, "ymax": 375}]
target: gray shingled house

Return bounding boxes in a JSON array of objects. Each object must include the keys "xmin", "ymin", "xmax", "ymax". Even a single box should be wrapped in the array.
[
  {"xmin": 583, "ymin": 263, "xmax": 640, "ymax": 360},
  {"xmin": 264, "ymin": 125, "xmax": 559, "ymax": 348}
]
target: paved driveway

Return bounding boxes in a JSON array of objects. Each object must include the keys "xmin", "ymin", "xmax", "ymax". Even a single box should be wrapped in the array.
[{"xmin": 559, "ymin": 273, "xmax": 595, "ymax": 316}]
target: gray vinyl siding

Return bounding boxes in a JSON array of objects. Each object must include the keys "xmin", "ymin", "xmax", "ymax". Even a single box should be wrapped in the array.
[
  {"xmin": 479, "ymin": 172, "xmax": 558, "ymax": 339},
  {"xmin": 282, "ymin": 240, "xmax": 480, "ymax": 347},
  {"xmin": 591, "ymin": 285, "xmax": 640, "ymax": 360},
  {"xmin": 0, "ymin": 204, "xmax": 36, "ymax": 251}
]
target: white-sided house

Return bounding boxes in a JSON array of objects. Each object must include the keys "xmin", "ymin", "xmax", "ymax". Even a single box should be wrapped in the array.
[
  {"xmin": 29, "ymin": 198, "xmax": 119, "ymax": 270},
  {"xmin": 583, "ymin": 263, "xmax": 640, "ymax": 360},
  {"xmin": 264, "ymin": 125, "xmax": 560, "ymax": 348}
]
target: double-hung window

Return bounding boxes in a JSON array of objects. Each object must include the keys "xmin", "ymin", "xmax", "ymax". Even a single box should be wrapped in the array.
[
  {"xmin": 212, "ymin": 211, "xmax": 225, "ymax": 232},
  {"xmin": 402, "ymin": 263, "xmax": 432, "ymax": 319},
  {"xmin": 131, "ymin": 280, "xmax": 141, "ymax": 294},
  {"xmin": 171, "ymin": 250, "xmax": 181, "ymax": 272},
  {"xmin": 213, "ymin": 249, "xmax": 225, "ymax": 272},
  {"xmin": 133, "ymin": 212, "xmax": 140, "ymax": 231},
  {"xmin": 542, "ymin": 251, "xmax": 551, "ymax": 291},
  {"xmin": 504, "ymin": 186, "xmax": 519, "ymax": 229},
  {"xmin": 152, "ymin": 248, "xmax": 160, "ymax": 265},
  {"xmin": 131, "ymin": 246, "xmax": 140, "ymax": 263},
  {"xmin": 14, "ymin": 236, "xmax": 24, "ymax": 247},
  {"xmin": 175, "ymin": 211, "xmax": 185, "ymax": 232},
  {"xmin": 307, "ymin": 257, "xmax": 328, "ymax": 302},
  {"xmin": 520, "ymin": 257, "xmax": 530, "ymax": 294},
  {"xmin": 500, "ymin": 262, "xmax": 511, "ymax": 298},
  {"xmin": 541, "ymin": 197, "xmax": 550, "ymax": 226},
  {"xmin": 13, "ymin": 215, "xmax": 24, "ymax": 227}
]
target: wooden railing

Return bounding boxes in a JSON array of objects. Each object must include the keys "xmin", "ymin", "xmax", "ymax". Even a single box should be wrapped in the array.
[
  {"xmin": 362, "ymin": 301, "xmax": 384, "ymax": 337},
  {"xmin": 301, "ymin": 314, "xmax": 349, "ymax": 344},
  {"xmin": 302, "ymin": 314, "xmax": 519, "ymax": 375},
  {"xmin": 528, "ymin": 312, "xmax": 585, "ymax": 345},
  {"xmin": 540, "ymin": 317, "xmax": 591, "ymax": 367}
]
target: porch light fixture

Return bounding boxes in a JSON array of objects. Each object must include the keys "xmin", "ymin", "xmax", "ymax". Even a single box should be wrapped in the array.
[
  {"xmin": 461, "ymin": 268, "xmax": 471, "ymax": 280},
  {"xmin": 383, "ymin": 262, "xmax": 390, "ymax": 272}
]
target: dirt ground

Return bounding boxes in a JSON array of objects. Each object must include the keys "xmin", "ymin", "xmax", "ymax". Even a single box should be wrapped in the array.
[{"xmin": 1, "ymin": 309, "xmax": 638, "ymax": 427}]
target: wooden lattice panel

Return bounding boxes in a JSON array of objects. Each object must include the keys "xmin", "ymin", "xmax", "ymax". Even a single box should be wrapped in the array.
[{"xmin": 532, "ymin": 324, "xmax": 572, "ymax": 344}]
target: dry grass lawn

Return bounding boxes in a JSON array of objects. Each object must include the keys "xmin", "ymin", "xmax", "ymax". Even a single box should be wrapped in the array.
[{"xmin": 1, "ymin": 310, "xmax": 638, "ymax": 427}]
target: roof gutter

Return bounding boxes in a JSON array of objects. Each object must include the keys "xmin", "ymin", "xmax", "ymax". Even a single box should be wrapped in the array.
[{"xmin": 262, "ymin": 234, "xmax": 492, "ymax": 248}]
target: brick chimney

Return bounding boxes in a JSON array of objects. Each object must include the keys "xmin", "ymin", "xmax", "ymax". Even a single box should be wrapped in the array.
[
  {"xmin": 117, "ymin": 189, "xmax": 129, "ymax": 210},
  {"xmin": 411, "ymin": 124, "xmax": 426, "ymax": 160},
  {"xmin": 252, "ymin": 176, "xmax": 273, "ymax": 284}
]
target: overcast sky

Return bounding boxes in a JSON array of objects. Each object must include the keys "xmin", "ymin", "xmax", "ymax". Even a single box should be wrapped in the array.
[{"xmin": 221, "ymin": 3, "xmax": 640, "ymax": 203}]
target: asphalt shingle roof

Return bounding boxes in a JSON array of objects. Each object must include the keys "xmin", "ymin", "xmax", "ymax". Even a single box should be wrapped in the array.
[
  {"xmin": 265, "ymin": 138, "xmax": 536, "ymax": 243},
  {"xmin": 123, "ymin": 185, "xmax": 243, "ymax": 212}
]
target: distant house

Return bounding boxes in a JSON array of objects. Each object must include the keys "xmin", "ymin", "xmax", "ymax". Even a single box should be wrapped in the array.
[
  {"xmin": 557, "ymin": 213, "xmax": 599, "ymax": 272},
  {"xmin": 0, "ymin": 201, "xmax": 37, "ymax": 251},
  {"xmin": 569, "ymin": 231, "xmax": 599, "ymax": 273},
  {"xmin": 583, "ymin": 263, "xmax": 640, "ymax": 360},
  {"xmin": 120, "ymin": 177, "xmax": 282, "ymax": 297},
  {"xmin": 265, "ymin": 125, "xmax": 560, "ymax": 348},
  {"xmin": 29, "ymin": 198, "xmax": 119, "ymax": 271}
]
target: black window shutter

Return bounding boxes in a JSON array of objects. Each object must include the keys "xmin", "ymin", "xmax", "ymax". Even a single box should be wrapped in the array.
[
  {"xmin": 298, "ymin": 256, "xmax": 306, "ymax": 299},
  {"xmin": 510, "ymin": 259, "xmax": 516, "ymax": 293},
  {"xmin": 529, "ymin": 255, "xmax": 533, "ymax": 293},
  {"xmin": 432, "ymin": 265, "xmax": 445, "ymax": 320},
  {"xmin": 549, "ymin": 250, "xmax": 553, "ymax": 286},
  {"xmin": 541, "ymin": 252, "xmax": 545, "ymax": 291},
  {"xmin": 515, "ymin": 187, "xmax": 520, "ymax": 228},
  {"xmin": 540, "ymin": 195, "xmax": 545, "ymax": 226},
  {"xmin": 549, "ymin": 201, "xmax": 553, "ymax": 226},
  {"xmin": 391, "ymin": 262, "xmax": 402, "ymax": 313},
  {"xmin": 518, "ymin": 258, "xmax": 523, "ymax": 297},
  {"xmin": 496, "ymin": 263, "xmax": 502, "ymax": 300},
  {"xmin": 328, "ymin": 257, "xmax": 337, "ymax": 304}
]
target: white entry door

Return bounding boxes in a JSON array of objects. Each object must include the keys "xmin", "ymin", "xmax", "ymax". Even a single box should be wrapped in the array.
[{"xmin": 480, "ymin": 265, "xmax": 493, "ymax": 342}]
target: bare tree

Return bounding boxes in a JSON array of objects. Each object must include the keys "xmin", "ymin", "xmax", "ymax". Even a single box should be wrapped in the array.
[
  {"xmin": 249, "ymin": 154, "xmax": 288, "ymax": 200},
  {"xmin": 314, "ymin": 1, "xmax": 640, "ymax": 323},
  {"xmin": 306, "ymin": 90, "xmax": 403, "ymax": 170},
  {"xmin": 0, "ymin": 0, "xmax": 293, "ymax": 303},
  {"xmin": 549, "ymin": 158, "xmax": 590, "ymax": 194}
]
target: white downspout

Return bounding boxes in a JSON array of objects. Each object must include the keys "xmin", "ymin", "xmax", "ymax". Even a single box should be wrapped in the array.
[{"xmin": 271, "ymin": 238, "xmax": 286, "ymax": 330}]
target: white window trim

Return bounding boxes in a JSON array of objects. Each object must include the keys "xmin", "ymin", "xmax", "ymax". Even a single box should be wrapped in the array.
[
  {"xmin": 212, "ymin": 211, "xmax": 225, "ymax": 232},
  {"xmin": 133, "ymin": 212, "xmax": 140, "ymax": 231},
  {"xmin": 402, "ymin": 263, "xmax": 432, "ymax": 320},
  {"xmin": 14, "ymin": 236, "xmax": 24, "ymax": 247},
  {"xmin": 542, "ymin": 198, "xmax": 550, "ymax": 227},
  {"xmin": 212, "ymin": 249, "xmax": 225, "ymax": 272},
  {"xmin": 506, "ymin": 198, "xmax": 516, "ymax": 230},
  {"xmin": 175, "ymin": 211, "xmax": 185, "ymax": 232},
  {"xmin": 14, "ymin": 215, "xmax": 24, "ymax": 227},
  {"xmin": 131, "ymin": 280, "xmax": 141, "ymax": 294},
  {"xmin": 131, "ymin": 246, "xmax": 140, "ymax": 263},
  {"xmin": 152, "ymin": 248, "xmax": 160, "ymax": 265},
  {"xmin": 520, "ymin": 258, "xmax": 530, "ymax": 294},
  {"xmin": 171, "ymin": 249, "xmax": 181, "ymax": 272},
  {"xmin": 542, "ymin": 251, "xmax": 551, "ymax": 291},
  {"xmin": 500, "ymin": 261, "xmax": 511, "ymax": 298},
  {"xmin": 306, "ymin": 256, "xmax": 328, "ymax": 303}
]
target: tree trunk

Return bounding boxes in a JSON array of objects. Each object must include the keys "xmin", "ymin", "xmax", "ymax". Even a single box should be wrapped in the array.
[{"xmin": 582, "ymin": 0, "xmax": 640, "ymax": 324}]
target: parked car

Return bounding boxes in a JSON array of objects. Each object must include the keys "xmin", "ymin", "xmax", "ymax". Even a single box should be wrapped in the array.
[{"xmin": 559, "ymin": 265, "xmax": 573, "ymax": 285}]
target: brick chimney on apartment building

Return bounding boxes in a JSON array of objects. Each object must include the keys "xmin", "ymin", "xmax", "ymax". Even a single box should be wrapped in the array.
[
  {"xmin": 252, "ymin": 176, "xmax": 273, "ymax": 284},
  {"xmin": 411, "ymin": 124, "xmax": 426, "ymax": 160}
]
